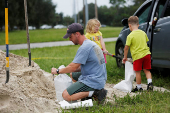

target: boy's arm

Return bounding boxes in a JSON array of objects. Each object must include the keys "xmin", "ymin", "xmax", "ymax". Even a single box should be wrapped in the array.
[{"xmin": 122, "ymin": 45, "xmax": 129, "ymax": 64}]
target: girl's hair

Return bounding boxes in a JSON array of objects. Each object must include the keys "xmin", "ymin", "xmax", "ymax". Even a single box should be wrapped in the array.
[
  {"xmin": 128, "ymin": 16, "xmax": 139, "ymax": 25},
  {"xmin": 86, "ymin": 19, "xmax": 101, "ymax": 33}
]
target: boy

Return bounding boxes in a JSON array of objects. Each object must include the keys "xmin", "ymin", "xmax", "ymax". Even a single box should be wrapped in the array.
[{"xmin": 122, "ymin": 16, "xmax": 153, "ymax": 92}]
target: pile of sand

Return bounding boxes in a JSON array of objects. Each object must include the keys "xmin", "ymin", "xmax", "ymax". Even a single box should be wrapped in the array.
[
  {"xmin": 0, "ymin": 50, "xmax": 60, "ymax": 113},
  {"xmin": 0, "ymin": 50, "xmax": 169, "ymax": 113}
]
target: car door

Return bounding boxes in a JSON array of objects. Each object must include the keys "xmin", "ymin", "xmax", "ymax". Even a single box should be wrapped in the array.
[
  {"xmin": 135, "ymin": 1, "xmax": 153, "ymax": 33},
  {"xmin": 126, "ymin": 1, "xmax": 153, "ymax": 58},
  {"xmin": 151, "ymin": 0, "xmax": 170, "ymax": 68}
]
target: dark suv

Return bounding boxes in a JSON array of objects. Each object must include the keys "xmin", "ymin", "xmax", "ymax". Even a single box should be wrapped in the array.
[{"xmin": 115, "ymin": 0, "xmax": 170, "ymax": 69}]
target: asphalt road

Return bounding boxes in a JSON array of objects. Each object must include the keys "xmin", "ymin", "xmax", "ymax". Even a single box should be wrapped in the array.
[{"xmin": 0, "ymin": 37, "xmax": 117, "ymax": 50}]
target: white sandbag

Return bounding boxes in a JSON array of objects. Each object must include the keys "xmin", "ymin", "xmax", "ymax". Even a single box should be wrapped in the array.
[
  {"xmin": 125, "ymin": 61, "xmax": 136, "ymax": 83},
  {"xmin": 54, "ymin": 65, "xmax": 73, "ymax": 102},
  {"xmin": 113, "ymin": 61, "xmax": 136, "ymax": 92},
  {"xmin": 59, "ymin": 99, "xmax": 93, "ymax": 109}
]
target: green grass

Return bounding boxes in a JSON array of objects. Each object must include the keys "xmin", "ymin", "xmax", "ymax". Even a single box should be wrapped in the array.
[
  {"xmin": 62, "ymin": 91, "xmax": 170, "ymax": 112},
  {"xmin": 8, "ymin": 41, "xmax": 170, "ymax": 112},
  {"xmin": 0, "ymin": 27, "xmax": 122, "ymax": 45}
]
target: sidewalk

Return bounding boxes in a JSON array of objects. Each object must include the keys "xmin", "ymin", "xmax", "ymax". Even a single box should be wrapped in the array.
[{"xmin": 0, "ymin": 37, "xmax": 117, "ymax": 50}]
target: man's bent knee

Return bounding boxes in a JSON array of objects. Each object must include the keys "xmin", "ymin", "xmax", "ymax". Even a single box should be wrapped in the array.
[
  {"xmin": 70, "ymin": 72, "xmax": 77, "ymax": 82},
  {"xmin": 62, "ymin": 89, "xmax": 72, "ymax": 101}
]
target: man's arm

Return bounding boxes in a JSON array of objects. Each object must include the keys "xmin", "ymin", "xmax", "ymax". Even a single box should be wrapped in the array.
[
  {"xmin": 74, "ymin": 66, "xmax": 81, "ymax": 72},
  {"xmin": 122, "ymin": 45, "xmax": 129, "ymax": 64},
  {"xmin": 51, "ymin": 62, "xmax": 81, "ymax": 74}
]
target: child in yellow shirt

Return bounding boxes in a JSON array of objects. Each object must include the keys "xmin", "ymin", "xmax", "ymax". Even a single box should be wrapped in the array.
[
  {"xmin": 85, "ymin": 19, "xmax": 108, "ymax": 63},
  {"xmin": 122, "ymin": 16, "xmax": 153, "ymax": 92}
]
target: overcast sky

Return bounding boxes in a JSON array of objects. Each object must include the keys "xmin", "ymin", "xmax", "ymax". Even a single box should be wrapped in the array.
[{"xmin": 52, "ymin": 0, "xmax": 112, "ymax": 16}]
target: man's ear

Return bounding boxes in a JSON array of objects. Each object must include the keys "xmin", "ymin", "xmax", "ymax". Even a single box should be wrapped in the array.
[{"xmin": 76, "ymin": 32, "xmax": 80, "ymax": 36}]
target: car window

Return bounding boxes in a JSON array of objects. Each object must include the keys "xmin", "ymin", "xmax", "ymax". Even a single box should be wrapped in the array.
[
  {"xmin": 155, "ymin": 0, "xmax": 167, "ymax": 19},
  {"xmin": 163, "ymin": 0, "xmax": 170, "ymax": 17},
  {"xmin": 136, "ymin": 2, "xmax": 152, "ymax": 24}
]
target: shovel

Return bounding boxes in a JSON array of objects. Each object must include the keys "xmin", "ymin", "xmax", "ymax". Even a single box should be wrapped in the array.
[{"xmin": 103, "ymin": 51, "xmax": 133, "ymax": 63}]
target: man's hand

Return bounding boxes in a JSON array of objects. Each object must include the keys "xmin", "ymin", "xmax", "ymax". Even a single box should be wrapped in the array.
[{"xmin": 51, "ymin": 68, "xmax": 57, "ymax": 74}]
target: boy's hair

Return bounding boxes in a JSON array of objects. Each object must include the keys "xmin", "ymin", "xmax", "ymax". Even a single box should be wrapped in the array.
[
  {"xmin": 128, "ymin": 16, "xmax": 139, "ymax": 25},
  {"xmin": 86, "ymin": 19, "xmax": 101, "ymax": 33}
]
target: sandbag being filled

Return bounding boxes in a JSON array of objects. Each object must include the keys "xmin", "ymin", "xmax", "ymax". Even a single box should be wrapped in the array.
[
  {"xmin": 54, "ymin": 65, "xmax": 73, "ymax": 102},
  {"xmin": 113, "ymin": 61, "xmax": 136, "ymax": 92}
]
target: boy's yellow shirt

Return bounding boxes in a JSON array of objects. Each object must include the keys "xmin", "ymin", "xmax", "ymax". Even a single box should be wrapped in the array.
[
  {"xmin": 126, "ymin": 29, "xmax": 151, "ymax": 61},
  {"xmin": 85, "ymin": 31, "xmax": 102, "ymax": 49}
]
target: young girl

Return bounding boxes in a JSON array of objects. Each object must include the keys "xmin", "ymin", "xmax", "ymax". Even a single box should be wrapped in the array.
[{"xmin": 85, "ymin": 19, "xmax": 108, "ymax": 63}]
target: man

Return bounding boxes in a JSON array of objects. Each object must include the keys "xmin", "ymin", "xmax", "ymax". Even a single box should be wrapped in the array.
[{"xmin": 51, "ymin": 23, "xmax": 107, "ymax": 104}]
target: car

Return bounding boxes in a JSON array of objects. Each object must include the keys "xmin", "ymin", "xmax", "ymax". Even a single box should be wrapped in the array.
[
  {"xmin": 101, "ymin": 24, "xmax": 106, "ymax": 27},
  {"xmin": 54, "ymin": 24, "xmax": 67, "ymax": 29},
  {"xmin": 115, "ymin": 0, "xmax": 170, "ymax": 69},
  {"xmin": 28, "ymin": 26, "xmax": 36, "ymax": 30},
  {"xmin": 40, "ymin": 24, "xmax": 52, "ymax": 29}
]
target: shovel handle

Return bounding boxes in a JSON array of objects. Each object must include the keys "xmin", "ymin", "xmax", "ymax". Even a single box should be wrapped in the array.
[
  {"xmin": 106, "ymin": 52, "xmax": 122, "ymax": 59},
  {"xmin": 104, "ymin": 51, "xmax": 133, "ymax": 63}
]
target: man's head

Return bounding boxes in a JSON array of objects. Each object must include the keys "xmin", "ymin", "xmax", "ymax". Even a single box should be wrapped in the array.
[
  {"xmin": 63, "ymin": 23, "xmax": 84, "ymax": 39},
  {"xmin": 128, "ymin": 16, "xmax": 139, "ymax": 31}
]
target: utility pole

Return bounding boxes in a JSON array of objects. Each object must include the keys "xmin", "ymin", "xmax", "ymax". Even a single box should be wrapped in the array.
[
  {"xmin": 73, "ymin": 0, "xmax": 77, "ymax": 23},
  {"xmin": 84, "ymin": 0, "xmax": 89, "ymax": 26},
  {"xmin": 77, "ymin": 0, "xmax": 80, "ymax": 23},
  {"xmin": 83, "ymin": 0, "xmax": 85, "ymax": 27},
  {"xmin": 95, "ymin": 0, "xmax": 98, "ymax": 19}
]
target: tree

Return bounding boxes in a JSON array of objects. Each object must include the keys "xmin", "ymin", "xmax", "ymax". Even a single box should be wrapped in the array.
[
  {"xmin": 58, "ymin": 13, "xmax": 64, "ymax": 25},
  {"xmin": 98, "ymin": 5, "xmax": 114, "ymax": 26},
  {"xmin": 63, "ymin": 16, "xmax": 74, "ymax": 26},
  {"xmin": 110, "ymin": 0, "xmax": 126, "ymax": 7},
  {"xmin": 55, "ymin": 14, "xmax": 60, "ymax": 25},
  {"xmin": 0, "ymin": 0, "xmax": 56, "ymax": 30},
  {"xmin": 0, "ymin": 0, "xmax": 5, "ymax": 31},
  {"xmin": 88, "ymin": 3, "xmax": 96, "ymax": 19},
  {"xmin": 27, "ymin": 0, "xmax": 56, "ymax": 29}
]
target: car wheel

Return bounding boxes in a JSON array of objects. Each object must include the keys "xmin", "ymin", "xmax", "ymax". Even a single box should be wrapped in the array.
[{"xmin": 116, "ymin": 42, "xmax": 124, "ymax": 68}]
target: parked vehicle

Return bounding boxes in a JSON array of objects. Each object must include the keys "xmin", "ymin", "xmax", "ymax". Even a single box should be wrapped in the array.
[
  {"xmin": 40, "ymin": 24, "xmax": 52, "ymax": 29},
  {"xmin": 115, "ymin": 0, "xmax": 170, "ymax": 69},
  {"xmin": 28, "ymin": 26, "xmax": 36, "ymax": 30},
  {"xmin": 54, "ymin": 24, "xmax": 66, "ymax": 29},
  {"xmin": 101, "ymin": 24, "xmax": 106, "ymax": 27}
]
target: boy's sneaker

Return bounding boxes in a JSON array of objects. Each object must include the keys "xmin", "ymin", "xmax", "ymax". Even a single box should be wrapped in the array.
[
  {"xmin": 92, "ymin": 88, "xmax": 107, "ymax": 104},
  {"xmin": 147, "ymin": 82, "xmax": 153, "ymax": 91},
  {"xmin": 131, "ymin": 86, "xmax": 143, "ymax": 92}
]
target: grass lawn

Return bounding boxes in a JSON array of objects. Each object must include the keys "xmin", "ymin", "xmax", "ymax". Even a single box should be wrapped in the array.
[
  {"xmin": 8, "ymin": 41, "xmax": 170, "ymax": 112},
  {"xmin": 0, "ymin": 27, "xmax": 122, "ymax": 45}
]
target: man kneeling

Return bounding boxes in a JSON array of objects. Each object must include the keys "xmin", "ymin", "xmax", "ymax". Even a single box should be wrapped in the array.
[{"xmin": 51, "ymin": 23, "xmax": 107, "ymax": 104}]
